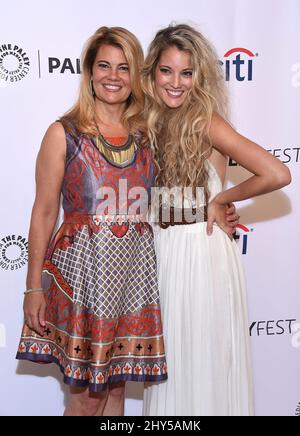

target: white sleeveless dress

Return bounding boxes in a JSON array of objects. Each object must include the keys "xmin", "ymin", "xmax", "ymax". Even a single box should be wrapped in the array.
[{"xmin": 143, "ymin": 161, "xmax": 254, "ymax": 416}]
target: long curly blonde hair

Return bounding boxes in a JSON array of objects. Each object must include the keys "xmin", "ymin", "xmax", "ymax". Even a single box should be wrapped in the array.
[
  {"xmin": 142, "ymin": 24, "xmax": 228, "ymax": 197},
  {"xmin": 61, "ymin": 26, "xmax": 146, "ymax": 138}
]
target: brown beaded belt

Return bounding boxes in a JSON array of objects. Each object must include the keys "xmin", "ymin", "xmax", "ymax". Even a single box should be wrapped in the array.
[{"xmin": 158, "ymin": 206, "xmax": 208, "ymax": 229}]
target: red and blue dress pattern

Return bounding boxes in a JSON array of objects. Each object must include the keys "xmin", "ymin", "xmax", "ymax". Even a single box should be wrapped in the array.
[{"xmin": 16, "ymin": 122, "xmax": 167, "ymax": 392}]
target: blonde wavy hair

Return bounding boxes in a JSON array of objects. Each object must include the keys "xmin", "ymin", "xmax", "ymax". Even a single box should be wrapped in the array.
[
  {"xmin": 142, "ymin": 24, "xmax": 228, "ymax": 197},
  {"xmin": 61, "ymin": 26, "xmax": 146, "ymax": 138}
]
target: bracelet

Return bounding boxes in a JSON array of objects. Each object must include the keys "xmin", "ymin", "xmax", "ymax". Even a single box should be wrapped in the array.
[{"xmin": 24, "ymin": 287, "xmax": 44, "ymax": 295}]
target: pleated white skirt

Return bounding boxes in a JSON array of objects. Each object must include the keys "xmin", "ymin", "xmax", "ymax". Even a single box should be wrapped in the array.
[{"xmin": 143, "ymin": 222, "xmax": 254, "ymax": 416}]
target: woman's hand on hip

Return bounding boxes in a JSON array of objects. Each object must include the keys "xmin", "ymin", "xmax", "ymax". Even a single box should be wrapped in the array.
[
  {"xmin": 225, "ymin": 202, "xmax": 240, "ymax": 233},
  {"xmin": 206, "ymin": 200, "xmax": 237, "ymax": 240}
]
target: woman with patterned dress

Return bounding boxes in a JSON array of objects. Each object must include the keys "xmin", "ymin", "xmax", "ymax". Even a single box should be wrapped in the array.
[
  {"xmin": 16, "ymin": 27, "xmax": 167, "ymax": 416},
  {"xmin": 142, "ymin": 24, "xmax": 291, "ymax": 416}
]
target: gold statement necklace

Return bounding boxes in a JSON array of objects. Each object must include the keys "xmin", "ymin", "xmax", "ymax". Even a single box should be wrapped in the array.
[{"xmin": 95, "ymin": 124, "xmax": 137, "ymax": 167}]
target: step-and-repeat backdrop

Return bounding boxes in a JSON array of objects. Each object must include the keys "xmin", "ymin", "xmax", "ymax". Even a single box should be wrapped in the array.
[{"xmin": 0, "ymin": 0, "xmax": 299, "ymax": 416}]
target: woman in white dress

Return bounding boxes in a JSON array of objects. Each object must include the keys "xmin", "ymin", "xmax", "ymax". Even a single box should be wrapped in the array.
[{"xmin": 142, "ymin": 24, "xmax": 291, "ymax": 416}]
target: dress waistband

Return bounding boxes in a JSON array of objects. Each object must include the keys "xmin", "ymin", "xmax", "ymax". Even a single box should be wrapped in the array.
[{"xmin": 64, "ymin": 211, "xmax": 148, "ymax": 225}]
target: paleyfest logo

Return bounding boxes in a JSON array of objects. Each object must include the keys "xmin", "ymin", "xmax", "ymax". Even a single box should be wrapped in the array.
[
  {"xmin": 250, "ymin": 319, "xmax": 297, "ymax": 336},
  {"xmin": 229, "ymin": 147, "xmax": 300, "ymax": 165},
  {"xmin": 221, "ymin": 47, "xmax": 257, "ymax": 81},
  {"xmin": 234, "ymin": 223, "xmax": 253, "ymax": 255},
  {"xmin": 0, "ymin": 44, "xmax": 30, "ymax": 83}
]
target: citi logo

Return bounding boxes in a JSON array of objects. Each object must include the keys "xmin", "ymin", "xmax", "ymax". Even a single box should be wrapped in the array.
[
  {"xmin": 221, "ymin": 48, "xmax": 256, "ymax": 81},
  {"xmin": 233, "ymin": 223, "xmax": 252, "ymax": 255}
]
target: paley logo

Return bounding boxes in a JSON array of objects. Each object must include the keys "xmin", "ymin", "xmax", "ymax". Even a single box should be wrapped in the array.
[
  {"xmin": 233, "ymin": 223, "xmax": 252, "ymax": 255},
  {"xmin": 220, "ymin": 47, "xmax": 256, "ymax": 81},
  {"xmin": 37, "ymin": 51, "xmax": 81, "ymax": 76},
  {"xmin": 0, "ymin": 234, "xmax": 28, "ymax": 271},
  {"xmin": 48, "ymin": 56, "xmax": 81, "ymax": 74},
  {"xmin": 250, "ymin": 319, "xmax": 297, "ymax": 336},
  {"xmin": 0, "ymin": 44, "xmax": 30, "ymax": 83}
]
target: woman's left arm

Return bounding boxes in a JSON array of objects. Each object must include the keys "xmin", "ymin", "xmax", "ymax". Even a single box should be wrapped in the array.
[{"xmin": 210, "ymin": 113, "xmax": 291, "ymax": 205}]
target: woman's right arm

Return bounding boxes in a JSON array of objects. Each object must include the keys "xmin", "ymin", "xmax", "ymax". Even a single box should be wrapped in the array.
[{"xmin": 23, "ymin": 122, "xmax": 66, "ymax": 336}]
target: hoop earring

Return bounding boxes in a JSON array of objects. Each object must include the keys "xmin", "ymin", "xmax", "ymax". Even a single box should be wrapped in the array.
[{"xmin": 90, "ymin": 78, "xmax": 96, "ymax": 98}]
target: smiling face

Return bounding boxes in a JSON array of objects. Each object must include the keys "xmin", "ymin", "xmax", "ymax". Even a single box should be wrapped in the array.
[
  {"xmin": 91, "ymin": 44, "xmax": 132, "ymax": 106},
  {"xmin": 155, "ymin": 46, "xmax": 193, "ymax": 109}
]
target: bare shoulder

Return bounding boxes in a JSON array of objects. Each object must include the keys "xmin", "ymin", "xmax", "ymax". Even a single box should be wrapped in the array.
[
  {"xmin": 209, "ymin": 112, "xmax": 237, "ymax": 144},
  {"xmin": 39, "ymin": 121, "xmax": 66, "ymax": 160},
  {"xmin": 43, "ymin": 121, "xmax": 66, "ymax": 144}
]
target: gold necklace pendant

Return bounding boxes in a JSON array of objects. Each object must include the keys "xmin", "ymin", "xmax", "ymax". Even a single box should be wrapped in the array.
[
  {"xmin": 95, "ymin": 135, "xmax": 137, "ymax": 167},
  {"xmin": 98, "ymin": 133, "xmax": 134, "ymax": 151}
]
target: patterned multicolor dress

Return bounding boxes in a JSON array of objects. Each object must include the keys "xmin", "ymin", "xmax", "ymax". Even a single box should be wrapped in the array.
[{"xmin": 16, "ymin": 121, "xmax": 167, "ymax": 392}]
